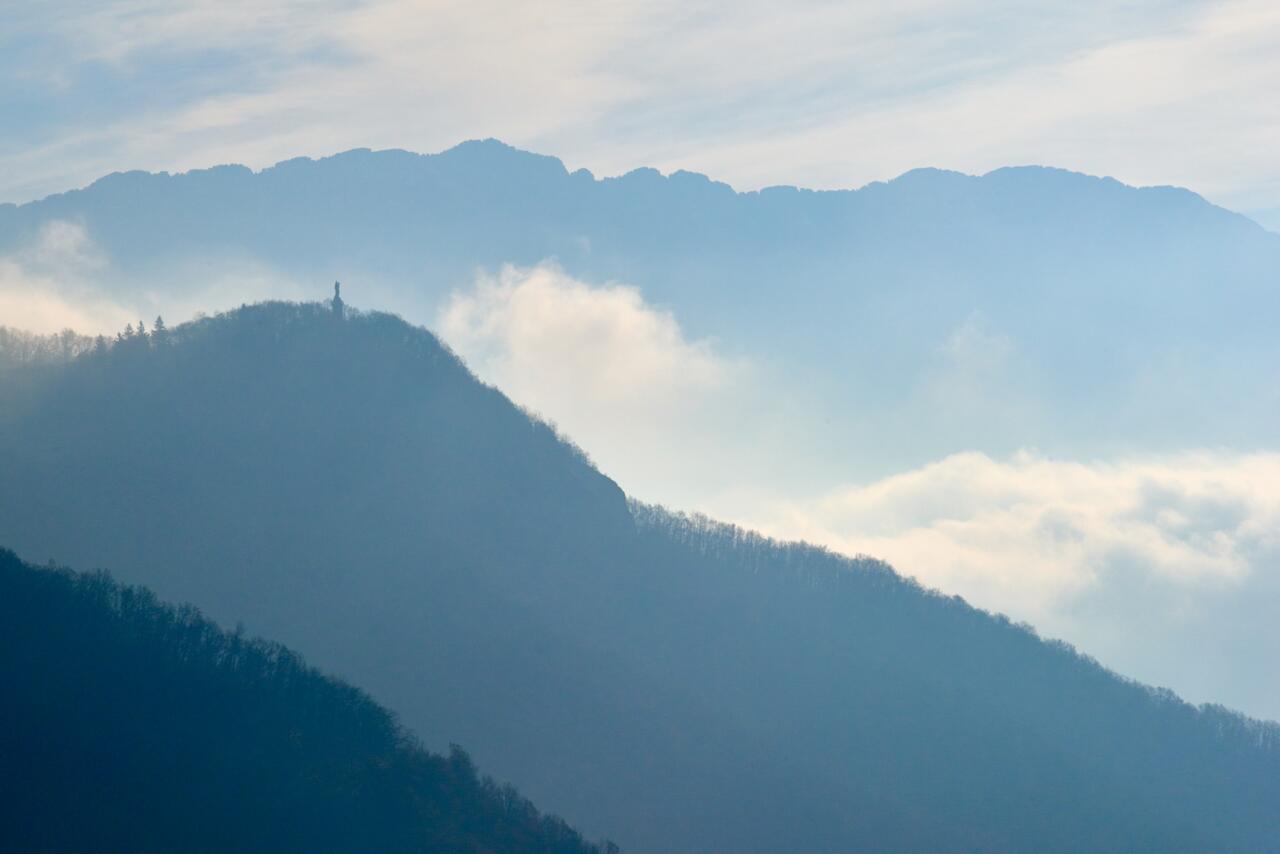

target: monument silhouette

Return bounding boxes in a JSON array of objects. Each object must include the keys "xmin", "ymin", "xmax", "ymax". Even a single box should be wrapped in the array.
[{"xmin": 331, "ymin": 281, "xmax": 345, "ymax": 318}]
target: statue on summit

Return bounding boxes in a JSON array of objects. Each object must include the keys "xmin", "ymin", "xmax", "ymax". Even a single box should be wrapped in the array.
[{"xmin": 331, "ymin": 281, "xmax": 345, "ymax": 318}]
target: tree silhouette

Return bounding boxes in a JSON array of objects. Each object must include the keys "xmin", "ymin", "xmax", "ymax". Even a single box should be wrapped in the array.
[{"xmin": 0, "ymin": 548, "xmax": 613, "ymax": 854}]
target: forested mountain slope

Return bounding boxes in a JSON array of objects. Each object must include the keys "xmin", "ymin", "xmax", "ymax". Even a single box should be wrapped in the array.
[
  {"xmin": 0, "ymin": 548, "xmax": 609, "ymax": 854},
  {"xmin": 1, "ymin": 303, "xmax": 1278, "ymax": 852}
]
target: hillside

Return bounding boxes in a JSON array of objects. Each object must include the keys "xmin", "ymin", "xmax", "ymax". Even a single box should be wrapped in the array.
[
  {"xmin": 2, "ymin": 303, "xmax": 1279, "ymax": 852},
  {"xmin": 0, "ymin": 548, "xmax": 609, "ymax": 854},
  {"xmin": 3, "ymin": 140, "xmax": 1278, "ymax": 465}
]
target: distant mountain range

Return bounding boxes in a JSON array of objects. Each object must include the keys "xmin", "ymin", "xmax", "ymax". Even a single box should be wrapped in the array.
[
  {"xmin": 2, "ymin": 140, "xmax": 1277, "ymax": 470},
  {"xmin": 2, "ymin": 302, "xmax": 1277, "ymax": 852}
]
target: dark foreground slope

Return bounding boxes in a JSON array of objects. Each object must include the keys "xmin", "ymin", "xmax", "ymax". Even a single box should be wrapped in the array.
[
  {"xmin": 2, "ymin": 303, "xmax": 1279, "ymax": 852},
  {"xmin": 0, "ymin": 549, "xmax": 608, "ymax": 854}
]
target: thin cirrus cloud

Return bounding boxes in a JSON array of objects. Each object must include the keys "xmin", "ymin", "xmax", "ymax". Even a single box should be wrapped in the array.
[{"xmin": 3, "ymin": 0, "xmax": 1280, "ymax": 228}]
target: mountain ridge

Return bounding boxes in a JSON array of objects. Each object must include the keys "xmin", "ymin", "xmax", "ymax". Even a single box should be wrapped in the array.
[
  {"xmin": 14, "ymin": 139, "xmax": 1260, "ymax": 234},
  {"xmin": 2, "ymin": 301, "xmax": 1278, "ymax": 852}
]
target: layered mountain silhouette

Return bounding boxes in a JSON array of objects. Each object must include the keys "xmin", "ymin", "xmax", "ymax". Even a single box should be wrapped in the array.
[
  {"xmin": 2, "ymin": 302, "xmax": 1278, "ymax": 852},
  {"xmin": 0, "ymin": 548, "xmax": 609, "ymax": 854},
  {"xmin": 3, "ymin": 140, "xmax": 1277, "ymax": 465}
]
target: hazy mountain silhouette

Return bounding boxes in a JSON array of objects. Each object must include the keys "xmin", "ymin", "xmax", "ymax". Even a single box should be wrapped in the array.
[
  {"xmin": 3, "ymin": 140, "xmax": 1277, "ymax": 463},
  {"xmin": 0, "ymin": 548, "xmax": 611, "ymax": 854},
  {"xmin": 2, "ymin": 303, "xmax": 1279, "ymax": 852}
]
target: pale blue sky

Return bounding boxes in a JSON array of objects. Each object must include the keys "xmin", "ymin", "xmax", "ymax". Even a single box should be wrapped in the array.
[{"xmin": 4, "ymin": 0, "xmax": 1279, "ymax": 229}]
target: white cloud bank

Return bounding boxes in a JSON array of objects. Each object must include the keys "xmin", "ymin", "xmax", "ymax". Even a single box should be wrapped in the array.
[
  {"xmin": 734, "ymin": 450, "xmax": 1280, "ymax": 716},
  {"xmin": 440, "ymin": 264, "xmax": 731, "ymax": 410},
  {"xmin": 438, "ymin": 264, "xmax": 759, "ymax": 496},
  {"xmin": 746, "ymin": 451, "xmax": 1279, "ymax": 613}
]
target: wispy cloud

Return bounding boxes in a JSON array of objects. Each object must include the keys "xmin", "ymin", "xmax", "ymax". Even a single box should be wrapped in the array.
[
  {"xmin": 0, "ymin": 221, "xmax": 133, "ymax": 334},
  {"xmin": 0, "ymin": 220, "xmax": 310, "ymax": 334},
  {"xmin": 441, "ymin": 264, "xmax": 732, "ymax": 405}
]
